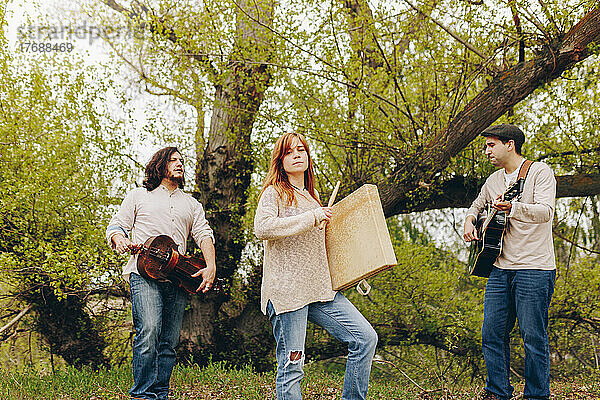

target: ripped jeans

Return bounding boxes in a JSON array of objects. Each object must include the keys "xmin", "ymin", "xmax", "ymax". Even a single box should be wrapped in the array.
[{"xmin": 266, "ymin": 293, "xmax": 378, "ymax": 400}]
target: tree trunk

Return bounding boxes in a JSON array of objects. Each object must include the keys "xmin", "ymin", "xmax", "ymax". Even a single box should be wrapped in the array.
[
  {"xmin": 18, "ymin": 281, "xmax": 109, "ymax": 370},
  {"xmin": 179, "ymin": 0, "xmax": 275, "ymax": 368}
]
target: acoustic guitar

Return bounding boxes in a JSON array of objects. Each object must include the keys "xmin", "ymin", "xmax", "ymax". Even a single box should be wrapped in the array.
[
  {"xmin": 467, "ymin": 178, "xmax": 524, "ymax": 278},
  {"xmin": 133, "ymin": 235, "xmax": 225, "ymax": 295}
]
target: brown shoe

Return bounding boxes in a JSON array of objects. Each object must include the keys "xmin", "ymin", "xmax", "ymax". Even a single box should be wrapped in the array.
[{"xmin": 480, "ymin": 391, "xmax": 500, "ymax": 400}]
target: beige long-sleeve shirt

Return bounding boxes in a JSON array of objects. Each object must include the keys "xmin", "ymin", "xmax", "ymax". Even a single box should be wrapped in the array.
[
  {"xmin": 106, "ymin": 185, "xmax": 214, "ymax": 278},
  {"xmin": 466, "ymin": 161, "xmax": 556, "ymax": 270},
  {"xmin": 254, "ymin": 186, "xmax": 336, "ymax": 315}
]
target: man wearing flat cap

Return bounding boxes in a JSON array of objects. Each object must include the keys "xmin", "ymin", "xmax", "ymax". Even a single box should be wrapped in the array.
[{"xmin": 463, "ymin": 124, "xmax": 557, "ymax": 400}]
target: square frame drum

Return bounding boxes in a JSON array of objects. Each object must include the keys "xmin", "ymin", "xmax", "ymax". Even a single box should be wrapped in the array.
[{"xmin": 325, "ymin": 184, "xmax": 397, "ymax": 291}]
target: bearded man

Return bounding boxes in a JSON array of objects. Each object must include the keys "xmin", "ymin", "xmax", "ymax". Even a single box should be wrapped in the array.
[{"xmin": 106, "ymin": 147, "xmax": 216, "ymax": 400}]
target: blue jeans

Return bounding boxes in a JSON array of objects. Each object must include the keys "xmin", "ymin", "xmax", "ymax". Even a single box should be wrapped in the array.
[
  {"xmin": 482, "ymin": 267, "xmax": 556, "ymax": 400},
  {"xmin": 266, "ymin": 292, "xmax": 378, "ymax": 400},
  {"xmin": 129, "ymin": 273, "xmax": 187, "ymax": 400}
]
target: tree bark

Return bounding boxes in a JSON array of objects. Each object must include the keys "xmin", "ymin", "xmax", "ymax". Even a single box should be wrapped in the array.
[{"xmin": 387, "ymin": 173, "xmax": 600, "ymax": 214}]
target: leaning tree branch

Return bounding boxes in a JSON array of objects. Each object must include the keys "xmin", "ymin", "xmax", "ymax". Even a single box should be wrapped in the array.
[{"xmin": 379, "ymin": 7, "xmax": 600, "ymax": 218}]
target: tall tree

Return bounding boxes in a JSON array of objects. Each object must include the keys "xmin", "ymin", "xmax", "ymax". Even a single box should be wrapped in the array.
[
  {"xmin": 74, "ymin": 0, "xmax": 600, "ymax": 370},
  {"xmin": 96, "ymin": 0, "xmax": 276, "ymax": 365}
]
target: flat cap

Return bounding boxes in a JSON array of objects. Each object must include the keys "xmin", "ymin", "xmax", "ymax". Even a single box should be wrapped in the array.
[{"xmin": 480, "ymin": 124, "xmax": 525, "ymax": 146}]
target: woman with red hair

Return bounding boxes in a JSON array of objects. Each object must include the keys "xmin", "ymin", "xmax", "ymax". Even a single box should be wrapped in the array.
[{"xmin": 254, "ymin": 132, "xmax": 378, "ymax": 400}]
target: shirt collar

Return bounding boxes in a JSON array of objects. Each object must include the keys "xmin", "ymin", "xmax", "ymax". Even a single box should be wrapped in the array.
[{"xmin": 157, "ymin": 184, "xmax": 182, "ymax": 194}]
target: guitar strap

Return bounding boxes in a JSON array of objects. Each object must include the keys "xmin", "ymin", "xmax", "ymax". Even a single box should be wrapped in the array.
[
  {"xmin": 511, "ymin": 159, "xmax": 534, "ymax": 202},
  {"xmin": 517, "ymin": 159, "xmax": 534, "ymax": 181}
]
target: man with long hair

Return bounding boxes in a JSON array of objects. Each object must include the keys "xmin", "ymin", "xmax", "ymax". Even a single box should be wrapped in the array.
[{"xmin": 106, "ymin": 147, "xmax": 217, "ymax": 400}]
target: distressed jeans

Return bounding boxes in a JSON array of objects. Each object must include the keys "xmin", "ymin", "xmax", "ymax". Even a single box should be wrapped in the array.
[
  {"xmin": 482, "ymin": 267, "xmax": 556, "ymax": 400},
  {"xmin": 266, "ymin": 292, "xmax": 378, "ymax": 400},
  {"xmin": 129, "ymin": 272, "xmax": 187, "ymax": 400}
]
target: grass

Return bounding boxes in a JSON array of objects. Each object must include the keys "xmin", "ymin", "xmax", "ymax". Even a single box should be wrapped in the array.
[{"xmin": 0, "ymin": 361, "xmax": 599, "ymax": 399}]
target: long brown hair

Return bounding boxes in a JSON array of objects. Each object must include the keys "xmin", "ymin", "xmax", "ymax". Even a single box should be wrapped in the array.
[
  {"xmin": 143, "ymin": 147, "xmax": 185, "ymax": 191},
  {"xmin": 260, "ymin": 132, "xmax": 320, "ymax": 207}
]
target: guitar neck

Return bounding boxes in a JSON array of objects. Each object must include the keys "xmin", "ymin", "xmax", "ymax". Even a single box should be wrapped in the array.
[
  {"xmin": 481, "ymin": 207, "xmax": 498, "ymax": 231},
  {"xmin": 504, "ymin": 178, "xmax": 524, "ymax": 202}
]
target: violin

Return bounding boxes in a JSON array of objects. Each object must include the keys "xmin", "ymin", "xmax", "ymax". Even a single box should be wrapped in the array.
[{"xmin": 133, "ymin": 235, "xmax": 225, "ymax": 295}]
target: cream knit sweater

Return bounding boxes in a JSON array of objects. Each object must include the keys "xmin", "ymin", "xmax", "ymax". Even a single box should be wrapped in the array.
[
  {"xmin": 254, "ymin": 185, "xmax": 336, "ymax": 315},
  {"xmin": 466, "ymin": 161, "xmax": 556, "ymax": 270}
]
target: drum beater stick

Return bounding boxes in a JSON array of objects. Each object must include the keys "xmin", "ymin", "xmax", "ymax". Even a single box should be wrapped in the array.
[{"xmin": 318, "ymin": 180, "xmax": 341, "ymax": 230}]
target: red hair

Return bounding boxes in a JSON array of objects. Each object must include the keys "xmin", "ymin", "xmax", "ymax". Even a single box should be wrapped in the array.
[{"xmin": 260, "ymin": 132, "xmax": 320, "ymax": 207}]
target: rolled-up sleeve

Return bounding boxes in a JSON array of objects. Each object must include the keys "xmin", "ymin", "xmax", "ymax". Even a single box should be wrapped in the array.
[
  {"xmin": 106, "ymin": 190, "xmax": 137, "ymax": 247},
  {"xmin": 191, "ymin": 200, "xmax": 215, "ymax": 245},
  {"xmin": 254, "ymin": 186, "xmax": 317, "ymax": 241},
  {"xmin": 511, "ymin": 165, "xmax": 556, "ymax": 224}
]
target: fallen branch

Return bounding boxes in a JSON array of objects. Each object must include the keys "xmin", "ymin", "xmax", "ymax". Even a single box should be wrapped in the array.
[
  {"xmin": 374, "ymin": 358, "xmax": 426, "ymax": 392},
  {"xmin": 0, "ymin": 305, "xmax": 33, "ymax": 336}
]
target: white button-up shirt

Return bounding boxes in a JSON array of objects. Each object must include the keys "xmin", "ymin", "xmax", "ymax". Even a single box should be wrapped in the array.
[{"xmin": 106, "ymin": 185, "xmax": 214, "ymax": 278}]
